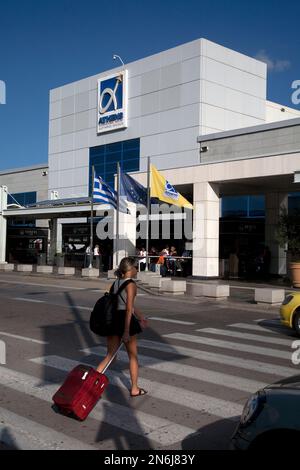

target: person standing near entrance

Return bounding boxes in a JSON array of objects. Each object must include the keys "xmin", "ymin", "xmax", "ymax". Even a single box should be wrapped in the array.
[
  {"xmin": 94, "ymin": 244, "xmax": 101, "ymax": 269},
  {"xmin": 96, "ymin": 257, "xmax": 149, "ymax": 397},
  {"xmin": 85, "ymin": 245, "xmax": 91, "ymax": 268},
  {"xmin": 138, "ymin": 247, "xmax": 147, "ymax": 271}
]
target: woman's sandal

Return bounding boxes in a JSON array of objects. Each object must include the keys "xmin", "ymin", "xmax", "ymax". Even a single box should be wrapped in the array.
[{"xmin": 130, "ymin": 388, "xmax": 148, "ymax": 397}]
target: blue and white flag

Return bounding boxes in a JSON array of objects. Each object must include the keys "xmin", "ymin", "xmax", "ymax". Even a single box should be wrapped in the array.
[{"xmin": 93, "ymin": 176, "xmax": 128, "ymax": 213}]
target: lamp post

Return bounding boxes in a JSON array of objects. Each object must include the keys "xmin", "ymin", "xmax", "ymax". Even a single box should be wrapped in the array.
[{"xmin": 113, "ymin": 54, "xmax": 125, "ymax": 67}]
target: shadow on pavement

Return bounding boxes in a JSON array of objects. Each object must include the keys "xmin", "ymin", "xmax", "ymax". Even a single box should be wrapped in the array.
[
  {"xmin": 181, "ymin": 417, "xmax": 239, "ymax": 450},
  {"xmin": 0, "ymin": 428, "xmax": 20, "ymax": 450}
]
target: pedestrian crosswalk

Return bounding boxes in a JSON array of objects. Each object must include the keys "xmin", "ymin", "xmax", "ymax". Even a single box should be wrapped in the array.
[
  {"xmin": 0, "ymin": 317, "xmax": 298, "ymax": 449},
  {"xmin": 195, "ymin": 328, "xmax": 293, "ymax": 346},
  {"xmin": 163, "ymin": 333, "xmax": 291, "ymax": 359}
]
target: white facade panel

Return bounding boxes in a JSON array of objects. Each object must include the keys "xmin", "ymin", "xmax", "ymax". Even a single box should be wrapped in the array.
[
  {"xmin": 89, "ymin": 89, "xmax": 97, "ymax": 109},
  {"xmin": 74, "ymin": 148, "xmax": 89, "ymax": 168},
  {"xmin": 140, "ymin": 149, "xmax": 199, "ymax": 171},
  {"xmin": 201, "ymin": 56, "xmax": 266, "ymax": 99},
  {"xmin": 50, "ymin": 87, "xmax": 61, "ymax": 103},
  {"xmin": 49, "ymin": 100, "xmax": 62, "ymax": 120},
  {"xmin": 160, "ymin": 86, "xmax": 182, "ymax": 111},
  {"xmin": 73, "ymin": 166, "xmax": 89, "ymax": 187},
  {"xmin": 75, "ymin": 111, "xmax": 90, "ymax": 132},
  {"xmin": 201, "ymin": 80, "xmax": 265, "ymax": 120},
  {"xmin": 266, "ymin": 100, "xmax": 300, "ymax": 123},
  {"xmin": 140, "ymin": 92, "xmax": 160, "ymax": 116},
  {"xmin": 61, "ymin": 115, "xmax": 75, "ymax": 135},
  {"xmin": 75, "ymin": 77, "xmax": 90, "ymax": 95},
  {"xmin": 128, "ymin": 75, "xmax": 142, "ymax": 99},
  {"xmin": 181, "ymin": 57, "xmax": 201, "ymax": 83},
  {"xmin": 61, "ymin": 96, "xmax": 75, "ymax": 117},
  {"xmin": 49, "ymin": 136, "xmax": 61, "ymax": 155},
  {"xmin": 61, "ymin": 82, "xmax": 75, "ymax": 99},
  {"xmin": 140, "ymin": 103, "xmax": 200, "ymax": 136},
  {"xmin": 49, "ymin": 119, "xmax": 62, "ymax": 138},
  {"xmin": 59, "ymin": 151, "xmax": 75, "ymax": 171},
  {"xmin": 48, "ymin": 170, "xmax": 60, "ymax": 191},
  {"xmin": 61, "ymin": 133, "xmax": 74, "ymax": 153},
  {"xmin": 74, "ymin": 129, "xmax": 89, "ymax": 150},
  {"xmin": 75, "ymin": 91, "xmax": 90, "ymax": 113},
  {"xmin": 48, "ymin": 154, "xmax": 60, "ymax": 172},
  {"xmin": 141, "ymin": 126, "xmax": 199, "ymax": 160},
  {"xmin": 140, "ymin": 68, "xmax": 161, "ymax": 95},
  {"xmin": 177, "ymin": 39, "xmax": 201, "ymax": 61},
  {"xmin": 161, "ymin": 62, "xmax": 182, "ymax": 89},
  {"xmin": 201, "ymin": 39, "xmax": 266, "ymax": 78}
]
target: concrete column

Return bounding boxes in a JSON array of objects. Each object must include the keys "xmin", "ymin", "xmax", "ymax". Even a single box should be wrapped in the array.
[
  {"xmin": 48, "ymin": 218, "xmax": 62, "ymax": 264},
  {"xmin": 192, "ymin": 182, "xmax": 220, "ymax": 277},
  {"xmin": 56, "ymin": 219, "xmax": 63, "ymax": 253},
  {"xmin": 0, "ymin": 186, "xmax": 8, "ymax": 264},
  {"xmin": 265, "ymin": 193, "xmax": 288, "ymax": 275},
  {"xmin": 113, "ymin": 203, "xmax": 137, "ymax": 268}
]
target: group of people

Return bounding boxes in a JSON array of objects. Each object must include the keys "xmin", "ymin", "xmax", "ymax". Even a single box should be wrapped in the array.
[
  {"xmin": 229, "ymin": 245, "xmax": 272, "ymax": 280},
  {"xmin": 85, "ymin": 244, "xmax": 102, "ymax": 269},
  {"xmin": 136, "ymin": 245, "xmax": 192, "ymax": 277}
]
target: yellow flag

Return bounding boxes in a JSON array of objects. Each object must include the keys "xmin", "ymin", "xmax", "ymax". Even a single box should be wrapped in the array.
[{"xmin": 150, "ymin": 164, "xmax": 193, "ymax": 209}]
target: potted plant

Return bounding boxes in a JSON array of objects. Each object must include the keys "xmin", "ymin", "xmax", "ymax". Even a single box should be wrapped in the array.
[
  {"xmin": 276, "ymin": 208, "xmax": 300, "ymax": 287},
  {"xmin": 54, "ymin": 252, "xmax": 65, "ymax": 268}
]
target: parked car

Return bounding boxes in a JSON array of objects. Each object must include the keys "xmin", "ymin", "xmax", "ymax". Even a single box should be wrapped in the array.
[
  {"xmin": 280, "ymin": 292, "xmax": 300, "ymax": 336},
  {"xmin": 231, "ymin": 375, "xmax": 300, "ymax": 449}
]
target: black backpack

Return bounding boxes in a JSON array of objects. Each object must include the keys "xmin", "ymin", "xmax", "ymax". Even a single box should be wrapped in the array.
[{"xmin": 90, "ymin": 279, "xmax": 134, "ymax": 336}]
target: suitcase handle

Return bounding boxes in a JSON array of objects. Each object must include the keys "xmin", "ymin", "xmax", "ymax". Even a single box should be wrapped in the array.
[{"xmin": 100, "ymin": 342, "xmax": 124, "ymax": 375}]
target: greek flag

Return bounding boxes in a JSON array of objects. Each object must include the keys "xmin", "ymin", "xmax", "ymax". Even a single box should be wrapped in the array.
[{"xmin": 93, "ymin": 176, "xmax": 128, "ymax": 213}]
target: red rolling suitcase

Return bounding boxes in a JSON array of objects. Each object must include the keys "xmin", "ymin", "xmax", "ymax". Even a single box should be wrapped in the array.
[{"xmin": 52, "ymin": 343, "xmax": 122, "ymax": 421}]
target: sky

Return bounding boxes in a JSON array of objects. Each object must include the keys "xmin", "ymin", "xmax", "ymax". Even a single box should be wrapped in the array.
[{"xmin": 0, "ymin": 0, "xmax": 300, "ymax": 171}]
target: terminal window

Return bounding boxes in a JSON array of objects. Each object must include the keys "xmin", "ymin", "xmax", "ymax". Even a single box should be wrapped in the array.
[
  {"xmin": 7, "ymin": 191, "xmax": 37, "ymax": 226},
  {"xmin": 222, "ymin": 195, "xmax": 265, "ymax": 218},
  {"xmin": 289, "ymin": 192, "xmax": 300, "ymax": 213},
  {"xmin": 89, "ymin": 138, "xmax": 140, "ymax": 192}
]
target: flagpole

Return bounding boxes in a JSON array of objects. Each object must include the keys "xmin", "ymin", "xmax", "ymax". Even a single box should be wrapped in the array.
[
  {"xmin": 89, "ymin": 165, "xmax": 95, "ymax": 269},
  {"xmin": 145, "ymin": 157, "xmax": 151, "ymax": 271},
  {"xmin": 116, "ymin": 162, "xmax": 120, "ymax": 268}
]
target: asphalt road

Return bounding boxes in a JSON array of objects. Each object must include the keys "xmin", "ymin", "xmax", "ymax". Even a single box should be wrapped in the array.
[{"xmin": 0, "ymin": 272, "xmax": 299, "ymax": 450}]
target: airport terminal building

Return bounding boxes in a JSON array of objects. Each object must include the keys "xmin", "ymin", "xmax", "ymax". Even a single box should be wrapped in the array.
[{"xmin": 1, "ymin": 38, "xmax": 300, "ymax": 278}]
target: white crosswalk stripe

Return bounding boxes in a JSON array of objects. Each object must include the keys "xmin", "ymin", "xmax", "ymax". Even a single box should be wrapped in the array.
[
  {"xmin": 0, "ymin": 365, "xmax": 197, "ymax": 447},
  {"xmin": 163, "ymin": 333, "xmax": 291, "ymax": 360},
  {"xmin": 148, "ymin": 317, "xmax": 196, "ymax": 325},
  {"xmin": 30, "ymin": 355, "xmax": 243, "ymax": 419},
  {"xmin": 228, "ymin": 323, "xmax": 283, "ymax": 334},
  {"xmin": 81, "ymin": 345, "xmax": 266, "ymax": 393},
  {"xmin": 254, "ymin": 319, "xmax": 281, "ymax": 324},
  {"xmin": 15, "ymin": 298, "xmax": 45, "ymax": 304},
  {"xmin": 136, "ymin": 339, "xmax": 296, "ymax": 377},
  {"xmin": 0, "ymin": 331, "xmax": 48, "ymax": 345},
  {"xmin": 196, "ymin": 328, "xmax": 293, "ymax": 346}
]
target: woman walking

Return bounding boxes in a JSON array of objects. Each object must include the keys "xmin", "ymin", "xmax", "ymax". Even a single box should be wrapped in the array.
[{"xmin": 96, "ymin": 257, "xmax": 148, "ymax": 397}]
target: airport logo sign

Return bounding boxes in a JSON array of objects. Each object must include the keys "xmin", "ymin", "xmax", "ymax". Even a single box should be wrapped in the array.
[
  {"xmin": 97, "ymin": 70, "xmax": 128, "ymax": 134},
  {"xmin": 164, "ymin": 181, "xmax": 179, "ymax": 200}
]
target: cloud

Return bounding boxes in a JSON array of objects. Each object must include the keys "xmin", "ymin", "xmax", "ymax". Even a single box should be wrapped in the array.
[{"xmin": 255, "ymin": 50, "xmax": 291, "ymax": 72}]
